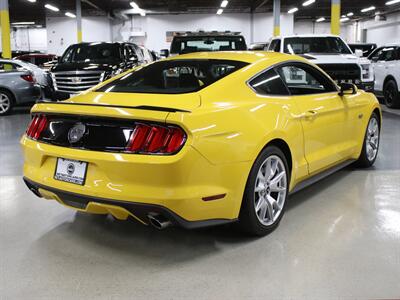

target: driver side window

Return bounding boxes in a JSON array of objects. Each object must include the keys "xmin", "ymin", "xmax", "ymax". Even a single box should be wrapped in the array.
[{"xmin": 276, "ymin": 63, "xmax": 337, "ymax": 95}]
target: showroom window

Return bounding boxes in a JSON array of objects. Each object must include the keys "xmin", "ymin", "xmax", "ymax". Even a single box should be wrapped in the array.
[
  {"xmin": 249, "ymin": 69, "xmax": 289, "ymax": 96},
  {"xmin": 276, "ymin": 63, "xmax": 337, "ymax": 95},
  {"xmin": 97, "ymin": 59, "xmax": 248, "ymax": 94}
]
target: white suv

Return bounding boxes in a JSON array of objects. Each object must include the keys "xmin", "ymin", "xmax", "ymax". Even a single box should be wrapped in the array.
[
  {"xmin": 267, "ymin": 34, "xmax": 374, "ymax": 91},
  {"xmin": 369, "ymin": 45, "xmax": 400, "ymax": 108}
]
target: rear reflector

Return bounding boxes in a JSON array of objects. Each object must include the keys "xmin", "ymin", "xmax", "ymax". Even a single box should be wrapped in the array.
[
  {"xmin": 26, "ymin": 115, "xmax": 48, "ymax": 140},
  {"xmin": 126, "ymin": 123, "xmax": 186, "ymax": 154}
]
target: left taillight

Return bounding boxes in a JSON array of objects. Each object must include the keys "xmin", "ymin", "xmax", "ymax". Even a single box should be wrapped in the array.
[{"xmin": 26, "ymin": 115, "xmax": 48, "ymax": 140}]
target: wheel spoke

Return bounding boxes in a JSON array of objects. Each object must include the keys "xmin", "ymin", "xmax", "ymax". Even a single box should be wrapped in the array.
[
  {"xmin": 270, "ymin": 171, "xmax": 285, "ymax": 186},
  {"xmin": 259, "ymin": 199, "xmax": 268, "ymax": 219},
  {"xmin": 265, "ymin": 195, "xmax": 276, "ymax": 220}
]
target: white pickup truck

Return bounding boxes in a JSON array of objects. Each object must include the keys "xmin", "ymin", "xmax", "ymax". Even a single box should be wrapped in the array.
[
  {"xmin": 267, "ymin": 34, "xmax": 374, "ymax": 92},
  {"xmin": 368, "ymin": 45, "xmax": 400, "ymax": 108}
]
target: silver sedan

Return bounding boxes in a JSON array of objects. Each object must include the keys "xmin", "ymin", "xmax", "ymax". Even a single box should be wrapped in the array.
[{"xmin": 0, "ymin": 60, "xmax": 42, "ymax": 116}]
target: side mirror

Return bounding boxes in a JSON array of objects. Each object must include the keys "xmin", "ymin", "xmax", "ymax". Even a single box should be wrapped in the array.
[
  {"xmin": 339, "ymin": 83, "xmax": 357, "ymax": 96},
  {"xmin": 160, "ymin": 49, "xmax": 169, "ymax": 57},
  {"xmin": 355, "ymin": 49, "xmax": 363, "ymax": 58}
]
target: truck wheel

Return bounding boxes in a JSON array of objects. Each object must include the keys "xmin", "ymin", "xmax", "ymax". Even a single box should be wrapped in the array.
[
  {"xmin": 0, "ymin": 90, "xmax": 14, "ymax": 116},
  {"xmin": 383, "ymin": 80, "xmax": 400, "ymax": 108}
]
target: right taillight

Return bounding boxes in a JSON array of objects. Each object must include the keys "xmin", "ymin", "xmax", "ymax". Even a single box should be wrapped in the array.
[
  {"xmin": 26, "ymin": 115, "xmax": 48, "ymax": 140},
  {"xmin": 21, "ymin": 74, "xmax": 36, "ymax": 83},
  {"xmin": 126, "ymin": 123, "xmax": 186, "ymax": 155}
]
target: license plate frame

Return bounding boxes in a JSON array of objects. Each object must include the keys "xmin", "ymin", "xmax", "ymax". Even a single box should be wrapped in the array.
[{"xmin": 54, "ymin": 158, "xmax": 88, "ymax": 186}]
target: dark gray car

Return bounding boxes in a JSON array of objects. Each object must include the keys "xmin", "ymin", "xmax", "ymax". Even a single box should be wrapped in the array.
[{"xmin": 0, "ymin": 60, "xmax": 41, "ymax": 115}]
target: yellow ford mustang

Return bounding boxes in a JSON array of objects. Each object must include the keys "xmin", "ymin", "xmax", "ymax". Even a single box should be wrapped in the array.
[{"xmin": 21, "ymin": 51, "xmax": 381, "ymax": 235}]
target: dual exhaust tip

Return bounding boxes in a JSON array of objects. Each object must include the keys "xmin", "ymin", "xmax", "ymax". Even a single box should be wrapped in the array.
[{"xmin": 147, "ymin": 214, "xmax": 172, "ymax": 230}]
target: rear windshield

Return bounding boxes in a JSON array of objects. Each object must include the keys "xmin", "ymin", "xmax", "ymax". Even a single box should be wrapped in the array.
[
  {"xmin": 61, "ymin": 43, "xmax": 122, "ymax": 64},
  {"xmin": 97, "ymin": 59, "xmax": 248, "ymax": 94},
  {"xmin": 170, "ymin": 36, "xmax": 247, "ymax": 54},
  {"xmin": 283, "ymin": 37, "xmax": 352, "ymax": 55}
]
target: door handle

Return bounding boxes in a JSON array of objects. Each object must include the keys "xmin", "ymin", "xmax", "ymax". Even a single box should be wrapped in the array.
[{"xmin": 304, "ymin": 110, "xmax": 318, "ymax": 119}]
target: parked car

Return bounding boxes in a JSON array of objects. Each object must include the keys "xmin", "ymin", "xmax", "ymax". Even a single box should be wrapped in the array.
[
  {"xmin": 249, "ymin": 42, "xmax": 269, "ymax": 50},
  {"xmin": 267, "ymin": 34, "xmax": 374, "ymax": 91},
  {"xmin": 21, "ymin": 51, "xmax": 381, "ymax": 235},
  {"xmin": 369, "ymin": 45, "xmax": 400, "ymax": 108},
  {"xmin": 139, "ymin": 46, "xmax": 155, "ymax": 63},
  {"xmin": 50, "ymin": 42, "xmax": 146, "ymax": 97},
  {"xmin": 161, "ymin": 31, "xmax": 248, "ymax": 56},
  {"xmin": 0, "ymin": 50, "xmax": 41, "ymax": 59},
  {"xmin": 348, "ymin": 43, "xmax": 377, "ymax": 58},
  {"xmin": 0, "ymin": 60, "xmax": 41, "ymax": 115},
  {"xmin": 14, "ymin": 53, "xmax": 57, "ymax": 69}
]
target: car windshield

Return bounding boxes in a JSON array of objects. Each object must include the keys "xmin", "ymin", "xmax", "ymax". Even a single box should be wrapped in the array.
[
  {"xmin": 170, "ymin": 36, "xmax": 247, "ymax": 54},
  {"xmin": 60, "ymin": 43, "xmax": 122, "ymax": 63},
  {"xmin": 284, "ymin": 37, "xmax": 352, "ymax": 55},
  {"xmin": 97, "ymin": 59, "xmax": 248, "ymax": 94}
]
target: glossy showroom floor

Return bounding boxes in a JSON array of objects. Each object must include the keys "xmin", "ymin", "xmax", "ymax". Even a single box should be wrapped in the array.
[{"xmin": 1, "ymin": 109, "xmax": 399, "ymax": 299}]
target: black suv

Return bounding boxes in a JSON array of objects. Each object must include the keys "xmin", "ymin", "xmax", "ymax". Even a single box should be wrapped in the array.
[
  {"xmin": 51, "ymin": 42, "xmax": 148, "ymax": 97},
  {"xmin": 161, "ymin": 31, "xmax": 247, "ymax": 56}
]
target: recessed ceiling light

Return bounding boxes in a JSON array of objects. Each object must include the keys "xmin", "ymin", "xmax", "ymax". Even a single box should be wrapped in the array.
[
  {"xmin": 44, "ymin": 4, "xmax": 59, "ymax": 12},
  {"xmin": 288, "ymin": 7, "xmax": 299, "ymax": 13},
  {"xmin": 361, "ymin": 6, "xmax": 375, "ymax": 12},
  {"xmin": 347, "ymin": 12, "xmax": 354, "ymax": 16},
  {"xmin": 217, "ymin": 8, "xmax": 223, "ymax": 15},
  {"xmin": 386, "ymin": 0, "xmax": 400, "ymax": 5},
  {"xmin": 65, "ymin": 12, "xmax": 76, "ymax": 18},
  {"xmin": 221, "ymin": 0, "xmax": 229, "ymax": 8},
  {"xmin": 316, "ymin": 17, "xmax": 325, "ymax": 22},
  {"xmin": 11, "ymin": 21, "xmax": 35, "ymax": 25},
  {"xmin": 302, "ymin": 0, "xmax": 316, "ymax": 7}
]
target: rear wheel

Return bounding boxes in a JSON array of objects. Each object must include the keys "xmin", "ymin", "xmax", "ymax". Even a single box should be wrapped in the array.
[
  {"xmin": 0, "ymin": 90, "xmax": 14, "ymax": 116},
  {"xmin": 356, "ymin": 113, "xmax": 380, "ymax": 168},
  {"xmin": 238, "ymin": 146, "xmax": 289, "ymax": 236},
  {"xmin": 383, "ymin": 79, "xmax": 400, "ymax": 108}
]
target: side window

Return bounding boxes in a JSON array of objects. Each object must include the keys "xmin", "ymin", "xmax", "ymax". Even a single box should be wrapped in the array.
[
  {"xmin": 269, "ymin": 39, "xmax": 281, "ymax": 52},
  {"xmin": 379, "ymin": 48, "xmax": 396, "ymax": 61},
  {"xmin": 276, "ymin": 63, "xmax": 337, "ymax": 95},
  {"xmin": 0, "ymin": 62, "xmax": 17, "ymax": 72},
  {"xmin": 249, "ymin": 69, "xmax": 289, "ymax": 95}
]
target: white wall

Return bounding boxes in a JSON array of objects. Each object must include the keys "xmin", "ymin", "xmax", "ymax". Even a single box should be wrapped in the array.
[
  {"xmin": 293, "ymin": 20, "xmax": 352, "ymax": 41},
  {"xmin": 360, "ymin": 13, "xmax": 400, "ymax": 45},
  {"xmin": 112, "ymin": 13, "xmax": 294, "ymax": 52},
  {"xmin": 0, "ymin": 27, "xmax": 47, "ymax": 52},
  {"xmin": 46, "ymin": 16, "xmax": 111, "ymax": 55}
]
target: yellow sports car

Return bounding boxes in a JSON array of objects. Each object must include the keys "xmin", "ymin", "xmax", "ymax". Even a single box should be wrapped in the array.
[{"xmin": 21, "ymin": 51, "xmax": 381, "ymax": 235}]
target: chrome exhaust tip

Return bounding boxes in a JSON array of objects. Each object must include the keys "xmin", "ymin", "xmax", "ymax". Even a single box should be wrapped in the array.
[{"xmin": 147, "ymin": 214, "xmax": 172, "ymax": 230}]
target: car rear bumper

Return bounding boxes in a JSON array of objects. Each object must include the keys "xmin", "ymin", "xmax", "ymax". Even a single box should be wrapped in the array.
[
  {"xmin": 21, "ymin": 136, "xmax": 250, "ymax": 226},
  {"xmin": 16, "ymin": 84, "xmax": 42, "ymax": 104}
]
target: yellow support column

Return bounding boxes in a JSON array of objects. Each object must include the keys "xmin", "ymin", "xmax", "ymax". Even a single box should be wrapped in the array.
[
  {"xmin": 76, "ymin": 0, "xmax": 82, "ymax": 42},
  {"xmin": 331, "ymin": 0, "xmax": 341, "ymax": 35},
  {"xmin": 0, "ymin": 0, "xmax": 11, "ymax": 59},
  {"xmin": 273, "ymin": 0, "xmax": 281, "ymax": 36}
]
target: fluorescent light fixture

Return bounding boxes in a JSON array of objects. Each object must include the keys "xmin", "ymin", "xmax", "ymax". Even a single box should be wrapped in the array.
[
  {"xmin": 130, "ymin": 2, "xmax": 139, "ymax": 9},
  {"xmin": 221, "ymin": 0, "xmax": 229, "ymax": 8},
  {"xmin": 27, "ymin": 0, "xmax": 37, "ymax": 2},
  {"xmin": 288, "ymin": 7, "xmax": 298, "ymax": 13},
  {"xmin": 302, "ymin": 0, "xmax": 315, "ymax": 7},
  {"xmin": 341, "ymin": 14, "xmax": 346, "ymax": 17},
  {"xmin": 11, "ymin": 22, "xmax": 35, "ymax": 25},
  {"xmin": 316, "ymin": 17, "xmax": 325, "ymax": 22},
  {"xmin": 347, "ymin": 12, "xmax": 354, "ymax": 16},
  {"xmin": 340, "ymin": 17, "xmax": 350, "ymax": 22},
  {"xmin": 386, "ymin": 0, "xmax": 400, "ymax": 5},
  {"xmin": 65, "ymin": 12, "xmax": 76, "ymax": 18},
  {"xmin": 45, "ymin": 4, "xmax": 59, "ymax": 12},
  {"xmin": 361, "ymin": 6, "xmax": 375, "ymax": 12},
  {"xmin": 217, "ymin": 8, "xmax": 223, "ymax": 15}
]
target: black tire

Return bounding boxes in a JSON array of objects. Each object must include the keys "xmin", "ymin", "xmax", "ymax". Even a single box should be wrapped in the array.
[
  {"xmin": 383, "ymin": 79, "xmax": 400, "ymax": 109},
  {"xmin": 238, "ymin": 146, "xmax": 290, "ymax": 236},
  {"xmin": 0, "ymin": 89, "xmax": 14, "ymax": 116},
  {"xmin": 356, "ymin": 112, "xmax": 380, "ymax": 168}
]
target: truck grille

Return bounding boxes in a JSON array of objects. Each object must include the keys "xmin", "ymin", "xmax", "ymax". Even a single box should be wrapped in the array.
[
  {"xmin": 52, "ymin": 71, "xmax": 105, "ymax": 94},
  {"xmin": 317, "ymin": 64, "xmax": 361, "ymax": 81}
]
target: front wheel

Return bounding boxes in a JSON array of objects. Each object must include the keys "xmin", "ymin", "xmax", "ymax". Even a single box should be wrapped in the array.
[
  {"xmin": 0, "ymin": 90, "xmax": 14, "ymax": 116},
  {"xmin": 356, "ymin": 113, "xmax": 380, "ymax": 168},
  {"xmin": 238, "ymin": 146, "xmax": 289, "ymax": 236},
  {"xmin": 383, "ymin": 80, "xmax": 400, "ymax": 108}
]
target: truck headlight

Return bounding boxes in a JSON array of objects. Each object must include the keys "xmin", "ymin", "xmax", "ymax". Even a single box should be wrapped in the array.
[{"xmin": 361, "ymin": 64, "xmax": 373, "ymax": 81}]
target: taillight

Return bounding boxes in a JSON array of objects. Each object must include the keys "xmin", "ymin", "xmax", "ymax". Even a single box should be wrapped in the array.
[
  {"xmin": 26, "ymin": 115, "xmax": 48, "ymax": 140},
  {"xmin": 21, "ymin": 74, "xmax": 36, "ymax": 83},
  {"xmin": 126, "ymin": 123, "xmax": 186, "ymax": 154}
]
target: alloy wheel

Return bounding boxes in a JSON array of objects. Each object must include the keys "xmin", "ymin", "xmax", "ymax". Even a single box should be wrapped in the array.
[
  {"xmin": 254, "ymin": 155, "xmax": 287, "ymax": 226},
  {"xmin": 0, "ymin": 93, "xmax": 10, "ymax": 114},
  {"xmin": 384, "ymin": 84, "xmax": 395, "ymax": 107},
  {"xmin": 366, "ymin": 117, "xmax": 379, "ymax": 162}
]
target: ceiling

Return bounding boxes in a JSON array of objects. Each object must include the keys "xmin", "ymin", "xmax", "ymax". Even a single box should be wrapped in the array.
[{"xmin": 9, "ymin": 0, "xmax": 399, "ymax": 25}]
